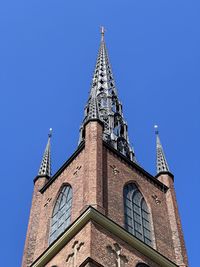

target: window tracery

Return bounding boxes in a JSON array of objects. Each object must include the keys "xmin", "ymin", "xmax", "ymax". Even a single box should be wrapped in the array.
[
  {"xmin": 124, "ymin": 183, "xmax": 152, "ymax": 246},
  {"xmin": 49, "ymin": 185, "xmax": 72, "ymax": 244}
]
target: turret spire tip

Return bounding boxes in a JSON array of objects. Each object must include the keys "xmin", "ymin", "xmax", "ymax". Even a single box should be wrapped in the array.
[
  {"xmin": 100, "ymin": 26, "xmax": 105, "ymax": 41},
  {"xmin": 155, "ymin": 125, "xmax": 170, "ymax": 174},
  {"xmin": 154, "ymin": 125, "xmax": 159, "ymax": 135},
  {"xmin": 37, "ymin": 129, "xmax": 52, "ymax": 178},
  {"xmin": 48, "ymin": 128, "xmax": 53, "ymax": 138}
]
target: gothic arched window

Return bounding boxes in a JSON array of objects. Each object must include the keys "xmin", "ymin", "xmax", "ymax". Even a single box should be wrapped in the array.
[
  {"xmin": 123, "ymin": 183, "xmax": 152, "ymax": 246},
  {"xmin": 49, "ymin": 185, "xmax": 72, "ymax": 244}
]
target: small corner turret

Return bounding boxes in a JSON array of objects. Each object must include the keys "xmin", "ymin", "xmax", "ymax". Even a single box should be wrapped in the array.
[
  {"xmin": 34, "ymin": 128, "xmax": 52, "ymax": 184},
  {"xmin": 154, "ymin": 125, "xmax": 174, "ymax": 183}
]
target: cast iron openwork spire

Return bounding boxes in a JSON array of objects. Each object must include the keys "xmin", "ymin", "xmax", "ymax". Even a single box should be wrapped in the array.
[
  {"xmin": 154, "ymin": 125, "xmax": 170, "ymax": 174},
  {"xmin": 38, "ymin": 128, "xmax": 52, "ymax": 177},
  {"xmin": 79, "ymin": 27, "xmax": 135, "ymax": 161}
]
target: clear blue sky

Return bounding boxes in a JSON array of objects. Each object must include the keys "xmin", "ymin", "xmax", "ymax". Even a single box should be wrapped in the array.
[{"xmin": 0, "ymin": 0, "xmax": 199, "ymax": 266}]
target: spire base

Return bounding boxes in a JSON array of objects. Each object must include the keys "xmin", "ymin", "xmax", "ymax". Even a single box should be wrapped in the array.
[
  {"xmin": 155, "ymin": 171, "xmax": 174, "ymax": 181},
  {"xmin": 34, "ymin": 174, "xmax": 50, "ymax": 184},
  {"xmin": 84, "ymin": 118, "xmax": 105, "ymax": 129}
]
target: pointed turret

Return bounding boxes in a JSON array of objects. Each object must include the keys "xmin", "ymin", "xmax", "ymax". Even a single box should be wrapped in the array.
[
  {"xmin": 154, "ymin": 125, "xmax": 170, "ymax": 174},
  {"xmin": 24, "ymin": 129, "xmax": 53, "ymax": 266},
  {"xmin": 79, "ymin": 27, "xmax": 135, "ymax": 161},
  {"xmin": 37, "ymin": 128, "xmax": 52, "ymax": 178}
]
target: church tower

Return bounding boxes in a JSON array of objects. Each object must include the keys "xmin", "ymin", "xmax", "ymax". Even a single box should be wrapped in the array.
[{"xmin": 22, "ymin": 29, "xmax": 189, "ymax": 267}]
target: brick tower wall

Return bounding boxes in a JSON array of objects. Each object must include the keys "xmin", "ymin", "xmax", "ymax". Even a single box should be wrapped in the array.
[
  {"xmin": 157, "ymin": 174, "xmax": 189, "ymax": 267},
  {"xmin": 21, "ymin": 177, "xmax": 47, "ymax": 267},
  {"xmin": 22, "ymin": 121, "xmax": 188, "ymax": 267},
  {"xmin": 45, "ymin": 221, "xmax": 162, "ymax": 267}
]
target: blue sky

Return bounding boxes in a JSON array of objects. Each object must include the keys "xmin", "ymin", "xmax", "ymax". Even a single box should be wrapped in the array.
[{"xmin": 0, "ymin": 0, "xmax": 199, "ymax": 266}]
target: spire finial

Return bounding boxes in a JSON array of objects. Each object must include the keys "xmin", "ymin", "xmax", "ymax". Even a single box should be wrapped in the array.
[
  {"xmin": 101, "ymin": 26, "xmax": 105, "ymax": 42},
  {"xmin": 154, "ymin": 125, "xmax": 170, "ymax": 174},
  {"xmin": 48, "ymin": 128, "xmax": 53, "ymax": 138},
  {"xmin": 154, "ymin": 124, "xmax": 159, "ymax": 135}
]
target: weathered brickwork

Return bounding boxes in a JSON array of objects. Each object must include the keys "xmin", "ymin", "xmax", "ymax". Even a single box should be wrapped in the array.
[
  {"xmin": 22, "ymin": 147, "xmax": 85, "ymax": 266},
  {"xmin": 22, "ymin": 122, "xmax": 104, "ymax": 266},
  {"xmin": 104, "ymin": 148, "xmax": 175, "ymax": 262},
  {"xmin": 22, "ymin": 177, "xmax": 47, "ymax": 267},
  {"xmin": 22, "ymin": 120, "xmax": 188, "ymax": 267},
  {"xmin": 90, "ymin": 221, "xmax": 161, "ymax": 267},
  {"xmin": 157, "ymin": 174, "xmax": 188, "ymax": 266},
  {"xmin": 83, "ymin": 122, "xmax": 104, "ymax": 213},
  {"xmin": 45, "ymin": 222, "xmax": 91, "ymax": 267},
  {"xmin": 33, "ymin": 148, "xmax": 86, "ymax": 261},
  {"xmin": 45, "ymin": 221, "xmax": 162, "ymax": 267}
]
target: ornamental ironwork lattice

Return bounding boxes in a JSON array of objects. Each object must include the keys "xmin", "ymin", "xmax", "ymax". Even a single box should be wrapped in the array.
[{"xmin": 49, "ymin": 185, "xmax": 72, "ymax": 244}]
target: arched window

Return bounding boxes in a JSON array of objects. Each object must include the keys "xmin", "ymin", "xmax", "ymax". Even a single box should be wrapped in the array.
[
  {"xmin": 123, "ymin": 184, "xmax": 152, "ymax": 246},
  {"xmin": 49, "ymin": 185, "xmax": 72, "ymax": 244}
]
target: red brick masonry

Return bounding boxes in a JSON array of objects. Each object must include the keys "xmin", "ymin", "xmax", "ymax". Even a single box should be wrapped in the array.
[{"xmin": 22, "ymin": 121, "xmax": 188, "ymax": 267}]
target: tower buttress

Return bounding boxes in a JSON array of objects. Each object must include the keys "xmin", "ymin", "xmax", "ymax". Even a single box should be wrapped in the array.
[
  {"xmin": 83, "ymin": 120, "xmax": 104, "ymax": 213},
  {"xmin": 155, "ymin": 126, "xmax": 189, "ymax": 267},
  {"xmin": 22, "ymin": 130, "xmax": 52, "ymax": 267}
]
